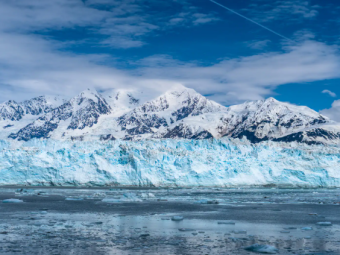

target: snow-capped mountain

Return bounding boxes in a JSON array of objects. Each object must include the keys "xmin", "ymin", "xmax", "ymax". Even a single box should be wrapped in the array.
[
  {"xmin": 102, "ymin": 88, "xmax": 144, "ymax": 116},
  {"xmin": 116, "ymin": 87, "xmax": 226, "ymax": 140},
  {"xmin": 273, "ymin": 124, "xmax": 340, "ymax": 145},
  {"xmin": 4, "ymin": 86, "xmax": 340, "ymax": 144},
  {"xmin": 0, "ymin": 95, "xmax": 66, "ymax": 140},
  {"xmin": 157, "ymin": 97, "xmax": 334, "ymax": 144},
  {"xmin": 0, "ymin": 95, "xmax": 66, "ymax": 121},
  {"xmin": 9, "ymin": 89, "xmax": 111, "ymax": 141}
]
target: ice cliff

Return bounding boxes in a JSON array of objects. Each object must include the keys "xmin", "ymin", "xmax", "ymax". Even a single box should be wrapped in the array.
[{"xmin": 0, "ymin": 138, "xmax": 339, "ymax": 187}]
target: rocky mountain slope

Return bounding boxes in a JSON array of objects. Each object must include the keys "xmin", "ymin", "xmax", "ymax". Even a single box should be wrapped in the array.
[
  {"xmin": 9, "ymin": 89, "xmax": 111, "ymax": 141},
  {"xmin": 158, "ymin": 97, "xmax": 334, "ymax": 144},
  {"xmin": 4, "ymin": 87, "xmax": 340, "ymax": 144}
]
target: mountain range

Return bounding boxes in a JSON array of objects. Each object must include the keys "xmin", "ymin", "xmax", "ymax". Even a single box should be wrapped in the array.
[{"xmin": 1, "ymin": 86, "xmax": 340, "ymax": 145}]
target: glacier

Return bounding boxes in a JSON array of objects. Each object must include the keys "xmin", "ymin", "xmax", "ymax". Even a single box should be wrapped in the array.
[{"xmin": 0, "ymin": 138, "xmax": 339, "ymax": 187}]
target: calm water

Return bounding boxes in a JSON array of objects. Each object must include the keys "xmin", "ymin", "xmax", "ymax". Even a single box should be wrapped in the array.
[{"xmin": 0, "ymin": 187, "xmax": 339, "ymax": 254}]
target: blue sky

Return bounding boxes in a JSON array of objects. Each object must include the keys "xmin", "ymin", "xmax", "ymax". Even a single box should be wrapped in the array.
[{"xmin": 1, "ymin": 0, "xmax": 340, "ymax": 119}]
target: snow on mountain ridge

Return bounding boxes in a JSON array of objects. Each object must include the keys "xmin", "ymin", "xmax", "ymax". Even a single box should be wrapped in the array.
[
  {"xmin": 158, "ymin": 96, "xmax": 331, "ymax": 143},
  {"xmin": 116, "ymin": 86, "xmax": 226, "ymax": 140},
  {"xmin": 4, "ymin": 86, "xmax": 340, "ymax": 145},
  {"xmin": 9, "ymin": 89, "xmax": 111, "ymax": 141},
  {"xmin": 228, "ymin": 97, "xmax": 329, "ymax": 139},
  {"xmin": 102, "ymin": 88, "xmax": 143, "ymax": 116},
  {"xmin": 0, "ymin": 95, "xmax": 66, "ymax": 121}
]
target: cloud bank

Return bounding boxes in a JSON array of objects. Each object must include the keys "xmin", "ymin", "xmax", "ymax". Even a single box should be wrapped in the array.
[{"xmin": 0, "ymin": 0, "xmax": 339, "ymax": 108}]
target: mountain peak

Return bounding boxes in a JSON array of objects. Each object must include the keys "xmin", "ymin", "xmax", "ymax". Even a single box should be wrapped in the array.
[
  {"xmin": 264, "ymin": 97, "xmax": 278, "ymax": 103},
  {"xmin": 164, "ymin": 86, "xmax": 201, "ymax": 98},
  {"xmin": 4, "ymin": 87, "xmax": 339, "ymax": 145},
  {"xmin": 74, "ymin": 88, "xmax": 101, "ymax": 103}
]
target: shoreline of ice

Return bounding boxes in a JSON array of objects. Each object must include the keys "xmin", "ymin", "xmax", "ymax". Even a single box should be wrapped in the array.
[{"xmin": 0, "ymin": 138, "xmax": 339, "ymax": 188}]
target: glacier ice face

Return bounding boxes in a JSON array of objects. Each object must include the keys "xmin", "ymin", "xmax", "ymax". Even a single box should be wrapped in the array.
[{"xmin": 0, "ymin": 138, "xmax": 339, "ymax": 187}]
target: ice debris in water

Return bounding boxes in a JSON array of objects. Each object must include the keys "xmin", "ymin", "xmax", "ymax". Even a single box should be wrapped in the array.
[
  {"xmin": 15, "ymin": 189, "xmax": 35, "ymax": 194},
  {"xmin": 102, "ymin": 193, "xmax": 142, "ymax": 203},
  {"xmin": 316, "ymin": 222, "xmax": 332, "ymax": 226},
  {"xmin": 195, "ymin": 199, "xmax": 219, "ymax": 204},
  {"xmin": 65, "ymin": 197, "xmax": 83, "ymax": 201},
  {"xmin": 2, "ymin": 199, "xmax": 23, "ymax": 203},
  {"xmin": 171, "ymin": 216, "xmax": 184, "ymax": 221},
  {"xmin": 141, "ymin": 193, "xmax": 155, "ymax": 199},
  {"xmin": 301, "ymin": 227, "xmax": 313, "ymax": 231},
  {"xmin": 244, "ymin": 244, "xmax": 278, "ymax": 254},
  {"xmin": 121, "ymin": 193, "xmax": 142, "ymax": 202},
  {"xmin": 218, "ymin": 221, "xmax": 235, "ymax": 225},
  {"xmin": 102, "ymin": 198, "xmax": 120, "ymax": 203}
]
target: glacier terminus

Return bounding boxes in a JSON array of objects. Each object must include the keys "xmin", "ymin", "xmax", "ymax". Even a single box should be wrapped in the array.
[{"xmin": 0, "ymin": 138, "xmax": 339, "ymax": 187}]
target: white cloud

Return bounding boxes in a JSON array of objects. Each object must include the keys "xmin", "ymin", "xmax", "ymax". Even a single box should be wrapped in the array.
[
  {"xmin": 320, "ymin": 100, "xmax": 340, "ymax": 122},
  {"xmin": 0, "ymin": 0, "xmax": 219, "ymax": 50},
  {"xmin": 134, "ymin": 41, "xmax": 340, "ymax": 105},
  {"xmin": 246, "ymin": 40, "xmax": 271, "ymax": 50},
  {"xmin": 322, "ymin": 89, "xmax": 337, "ymax": 97},
  {"xmin": 166, "ymin": 4, "xmax": 219, "ymax": 27},
  {"xmin": 192, "ymin": 13, "xmax": 220, "ymax": 25},
  {"xmin": 245, "ymin": 0, "xmax": 319, "ymax": 23},
  {"xmin": 0, "ymin": 34, "xmax": 340, "ymax": 106},
  {"xmin": 0, "ymin": 0, "xmax": 339, "ymax": 107}
]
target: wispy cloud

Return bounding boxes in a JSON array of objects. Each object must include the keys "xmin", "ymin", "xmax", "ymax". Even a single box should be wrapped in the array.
[
  {"xmin": 0, "ymin": 0, "xmax": 339, "ymax": 108},
  {"xmin": 167, "ymin": 4, "xmax": 219, "ymax": 27},
  {"xmin": 134, "ymin": 40, "xmax": 340, "ymax": 105},
  {"xmin": 246, "ymin": 40, "xmax": 271, "ymax": 50},
  {"xmin": 322, "ymin": 89, "xmax": 337, "ymax": 97},
  {"xmin": 244, "ymin": 0, "xmax": 319, "ymax": 23},
  {"xmin": 0, "ymin": 0, "xmax": 219, "ymax": 50}
]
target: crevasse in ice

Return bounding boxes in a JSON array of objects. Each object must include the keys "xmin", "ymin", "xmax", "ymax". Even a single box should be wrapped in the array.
[{"xmin": 0, "ymin": 138, "xmax": 339, "ymax": 187}]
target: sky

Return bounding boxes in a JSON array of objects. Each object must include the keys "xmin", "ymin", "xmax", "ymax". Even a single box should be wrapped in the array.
[{"xmin": 1, "ymin": 0, "xmax": 340, "ymax": 119}]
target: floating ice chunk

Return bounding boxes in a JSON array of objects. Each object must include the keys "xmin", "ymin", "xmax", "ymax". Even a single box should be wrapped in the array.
[
  {"xmin": 15, "ymin": 189, "xmax": 35, "ymax": 194},
  {"xmin": 195, "ymin": 199, "xmax": 219, "ymax": 204},
  {"xmin": 316, "ymin": 222, "xmax": 332, "ymax": 226},
  {"xmin": 65, "ymin": 197, "xmax": 83, "ymax": 201},
  {"xmin": 2, "ymin": 199, "xmax": 23, "ymax": 203},
  {"xmin": 233, "ymin": 230, "xmax": 247, "ymax": 234},
  {"xmin": 121, "ymin": 193, "xmax": 142, "ymax": 202},
  {"xmin": 102, "ymin": 193, "xmax": 142, "ymax": 203},
  {"xmin": 178, "ymin": 228, "xmax": 195, "ymax": 232},
  {"xmin": 218, "ymin": 221, "xmax": 235, "ymax": 225},
  {"xmin": 244, "ymin": 244, "xmax": 278, "ymax": 254},
  {"xmin": 171, "ymin": 216, "xmax": 184, "ymax": 221},
  {"xmin": 92, "ymin": 192, "xmax": 106, "ymax": 198},
  {"xmin": 141, "ymin": 193, "xmax": 155, "ymax": 199},
  {"xmin": 102, "ymin": 198, "xmax": 120, "ymax": 203},
  {"xmin": 301, "ymin": 227, "xmax": 313, "ymax": 231},
  {"xmin": 141, "ymin": 193, "xmax": 155, "ymax": 198}
]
